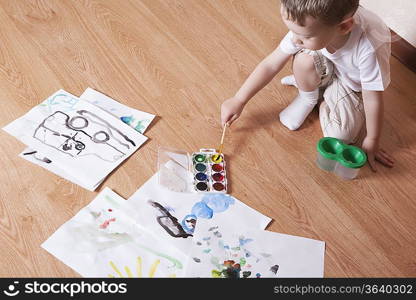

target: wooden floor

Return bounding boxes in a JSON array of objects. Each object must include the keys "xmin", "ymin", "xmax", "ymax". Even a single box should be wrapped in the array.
[{"xmin": 0, "ymin": 0, "xmax": 415, "ymax": 277}]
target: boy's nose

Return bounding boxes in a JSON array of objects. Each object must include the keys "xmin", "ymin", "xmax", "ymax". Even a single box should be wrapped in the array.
[{"xmin": 293, "ymin": 37, "xmax": 303, "ymax": 45}]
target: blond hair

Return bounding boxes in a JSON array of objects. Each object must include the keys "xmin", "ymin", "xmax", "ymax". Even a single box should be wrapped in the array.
[{"xmin": 281, "ymin": 0, "xmax": 360, "ymax": 25}]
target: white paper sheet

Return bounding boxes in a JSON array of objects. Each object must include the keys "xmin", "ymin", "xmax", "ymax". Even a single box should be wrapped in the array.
[
  {"xmin": 19, "ymin": 148, "xmax": 103, "ymax": 191},
  {"xmin": 127, "ymin": 173, "xmax": 272, "ymax": 254},
  {"xmin": 80, "ymin": 87, "xmax": 156, "ymax": 134},
  {"xmin": 42, "ymin": 187, "xmax": 187, "ymax": 277},
  {"xmin": 17, "ymin": 88, "xmax": 155, "ymax": 191},
  {"xmin": 4, "ymin": 89, "xmax": 147, "ymax": 190},
  {"xmin": 185, "ymin": 220, "xmax": 325, "ymax": 278}
]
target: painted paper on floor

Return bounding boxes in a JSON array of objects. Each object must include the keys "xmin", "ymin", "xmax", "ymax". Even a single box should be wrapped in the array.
[
  {"xmin": 19, "ymin": 148, "xmax": 104, "ymax": 191},
  {"xmin": 80, "ymin": 87, "xmax": 156, "ymax": 134},
  {"xmin": 42, "ymin": 187, "xmax": 186, "ymax": 277},
  {"xmin": 127, "ymin": 172, "xmax": 272, "ymax": 253},
  {"xmin": 184, "ymin": 220, "xmax": 325, "ymax": 278},
  {"xmin": 3, "ymin": 89, "xmax": 147, "ymax": 190}
]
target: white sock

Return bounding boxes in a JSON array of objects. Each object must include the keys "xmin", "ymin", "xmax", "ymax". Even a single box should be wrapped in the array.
[
  {"xmin": 279, "ymin": 89, "xmax": 319, "ymax": 130},
  {"xmin": 281, "ymin": 75, "xmax": 297, "ymax": 88}
]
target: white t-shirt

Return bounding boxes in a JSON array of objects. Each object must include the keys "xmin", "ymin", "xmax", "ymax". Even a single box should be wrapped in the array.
[{"xmin": 279, "ymin": 6, "xmax": 391, "ymax": 92}]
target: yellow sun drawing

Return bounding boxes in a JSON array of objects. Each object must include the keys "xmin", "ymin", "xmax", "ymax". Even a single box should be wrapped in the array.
[{"xmin": 108, "ymin": 256, "xmax": 176, "ymax": 278}]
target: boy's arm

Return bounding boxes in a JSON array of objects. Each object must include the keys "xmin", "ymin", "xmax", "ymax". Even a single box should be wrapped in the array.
[
  {"xmin": 235, "ymin": 48, "xmax": 292, "ymax": 104},
  {"xmin": 361, "ymin": 90, "xmax": 395, "ymax": 171},
  {"xmin": 221, "ymin": 48, "xmax": 292, "ymax": 126}
]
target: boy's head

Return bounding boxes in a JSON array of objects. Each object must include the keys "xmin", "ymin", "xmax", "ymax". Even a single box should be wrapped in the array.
[{"xmin": 280, "ymin": 0, "xmax": 360, "ymax": 50}]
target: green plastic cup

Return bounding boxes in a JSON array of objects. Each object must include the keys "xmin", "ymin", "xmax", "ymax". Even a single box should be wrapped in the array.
[{"xmin": 316, "ymin": 137, "xmax": 367, "ymax": 179}]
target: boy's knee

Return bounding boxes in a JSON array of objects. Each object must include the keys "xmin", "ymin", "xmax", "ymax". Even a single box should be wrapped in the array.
[
  {"xmin": 293, "ymin": 52, "xmax": 320, "ymax": 89},
  {"xmin": 322, "ymin": 126, "xmax": 356, "ymax": 144},
  {"xmin": 293, "ymin": 52, "xmax": 316, "ymax": 73}
]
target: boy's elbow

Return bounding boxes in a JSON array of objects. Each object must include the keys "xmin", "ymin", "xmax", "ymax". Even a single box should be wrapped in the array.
[
  {"xmin": 362, "ymin": 90, "xmax": 383, "ymax": 102},
  {"xmin": 261, "ymin": 49, "xmax": 290, "ymax": 73},
  {"xmin": 260, "ymin": 58, "xmax": 280, "ymax": 75}
]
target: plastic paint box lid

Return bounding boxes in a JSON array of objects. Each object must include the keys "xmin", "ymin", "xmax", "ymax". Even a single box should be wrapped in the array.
[
  {"xmin": 317, "ymin": 137, "xmax": 367, "ymax": 169},
  {"xmin": 158, "ymin": 146, "xmax": 228, "ymax": 193}
]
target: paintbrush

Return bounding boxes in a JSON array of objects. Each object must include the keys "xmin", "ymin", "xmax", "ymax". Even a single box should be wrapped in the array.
[{"xmin": 218, "ymin": 122, "xmax": 229, "ymax": 154}]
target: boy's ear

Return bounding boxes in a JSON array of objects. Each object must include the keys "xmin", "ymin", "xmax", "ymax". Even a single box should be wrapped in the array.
[{"xmin": 338, "ymin": 17, "xmax": 354, "ymax": 35}]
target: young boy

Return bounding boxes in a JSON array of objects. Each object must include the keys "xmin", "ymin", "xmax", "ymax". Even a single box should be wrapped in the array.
[{"xmin": 221, "ymin": 0, "xmax": 394, "ymax": 171}]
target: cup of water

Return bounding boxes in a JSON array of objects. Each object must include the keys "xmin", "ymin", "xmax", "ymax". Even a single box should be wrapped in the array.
[{"xmin": 316, "ymin": 137, "xmax": 367, "ymax": 180}]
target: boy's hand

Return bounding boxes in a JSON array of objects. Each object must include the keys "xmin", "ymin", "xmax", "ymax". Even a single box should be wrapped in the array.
[
  {"xmin": 221, "ymin": 96, "xmax": 246, "ymax": 127},
  {"xmin": 361, "ymin": 136, "xmax": 395, "ymax": 172}
]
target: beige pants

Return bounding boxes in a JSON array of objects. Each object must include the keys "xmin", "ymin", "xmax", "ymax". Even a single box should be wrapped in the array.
[{"xmin": 300, "ymin": 50, "xmax": 366, "ymax": 144}]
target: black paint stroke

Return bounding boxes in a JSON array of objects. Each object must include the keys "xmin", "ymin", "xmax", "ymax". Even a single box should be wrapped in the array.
[
  {"xmin": 147, "ymin": 200, "xmax": 193, "ymax": 238},
  {"xmin": 33, "ymin": 111, "xmax": 128, "ymax": 162},
  {"xmin": 77, "ymin": 110, "xmax": 136, "ymax": 147},
  {"xmin": 270, "ymin": 265, "xmax": 279, "ymax": 275},
  {"xmin": 23, "ymin": 150, "xmax": 52, "ymax": 163}
]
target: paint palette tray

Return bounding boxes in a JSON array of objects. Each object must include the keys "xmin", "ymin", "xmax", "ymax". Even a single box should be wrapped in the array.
[
  {"xmin": 158, "ymin": 147, "xmax": 228, "ymax": 194},
  {"xmin": 191, "ymin": 149, "xmax": 227, "ymax": 193}
]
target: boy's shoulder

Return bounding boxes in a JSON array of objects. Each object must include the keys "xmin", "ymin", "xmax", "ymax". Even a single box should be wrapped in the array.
[
  {"xmin": 353, "ymin": 7, "xmax": 391, "ymax": 55},
  {"xmin": 355, "ymin": 6, "xmax": 387, "ymax": 27},
  {"xmin": 354, "ymin": 7, "xmax": 390, "ymax": 45}
]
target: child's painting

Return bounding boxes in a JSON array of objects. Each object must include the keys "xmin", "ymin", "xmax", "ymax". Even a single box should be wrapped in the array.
[
  {"xmin": 80, "ymin": 87, "xmax": 156, "ymax": 134},
  {"xmin": 42, "ymin": 187, "xmax": 187, "ymax": 277},
  {"xmin": 3, "ymin": 89, "xmax": 147, "ymax": 190},
  {"xmin": 185, "ymin": 220, "xmax": 325, "ymax": 278},
  {"xmin": 19, "ymin": 148, "xmax": 104, "ymax": 191},
  {"xmin": 127, "ymin": 173, "xmax": 272, "ymax": 253}
]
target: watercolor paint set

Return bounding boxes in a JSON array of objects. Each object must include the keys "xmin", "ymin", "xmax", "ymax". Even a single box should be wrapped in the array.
[
  {"xmin": 158, "ymin": 147, "xmax": 228, "ymax": 194},
  {"xmin": 191, "ymin": 149, "xmax": 227, "ymax": 193}
]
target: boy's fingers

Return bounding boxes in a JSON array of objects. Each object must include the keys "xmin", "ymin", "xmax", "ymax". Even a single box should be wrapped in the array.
[
  {"xmin": 221, "ymin": 116, "xmax": 232, "ymax": 127},
  {"xmin": 376, "ymin": 152, "xmax": 394, "ymax": 167},
  {"xmin": 379, "ymin": 149, "xmax": 395, "ymax": 163},
  {"xmin": 228, "ymin": 114, "xmax": 239, "ymax": 126},
  {"xmin": 221, "ymin": 115, "xmax": 231, "ymax": 127},
  {"xmin": 382, "ymin": 155, "xmax": 395, "ymax": 166},
  {"xmin": 377, "ymin": 149, "xmax": 395, "ymax": 165},
  {"xmin": 377, "ymin": 157, "xmax": 393, "ymax": 167},
  {"xmin": 367, "ymin": 156, "xmax": 377, "ymax": 172},
  {"xmin": 221, "ymin": 119, "xmax": 226, "ymax": 127}
]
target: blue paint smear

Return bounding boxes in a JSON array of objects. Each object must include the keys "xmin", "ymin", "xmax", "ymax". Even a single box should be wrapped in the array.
[
  {"xmin": 181, "ymin": 214, "xmax": 196, "ymax": 234},
  {"xmin": 239, "ymin": 237, "xmax": 253, "ymax": 246},
  {"xmin": 45, "ymin": 93, "xmax": 79, "ymax": 113},
  {"xmin": 121, "ymin": 115, "xmax": 134, "ymax": 125},
  {"xmin": 134, "ymin": 121, "xmax": 146, "ymax": 133},
  {"xmin": 218, "ymin": 240, "xmax": 230, "ymax": 250},
  {"xmin": 191, "ymin": 202, "xmax": 213, "ymax": 219},
  {"xmin": 202, "ymin": 194, "xmax": 234, "ymax": 213},
  {"xmin": 181, "ymin": 194, "xmax": 235, "ymax": 235}
]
